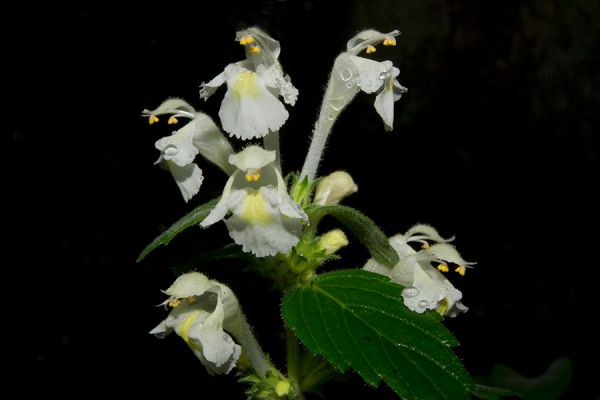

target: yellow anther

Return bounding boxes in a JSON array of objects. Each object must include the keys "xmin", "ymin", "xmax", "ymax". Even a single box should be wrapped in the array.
[
  {"xmin": 167, "ymin": 116, "xmax": 178, "ymax": 125},
  {"xmin": 245, "ymin": 168, "xmax": 261, "ymax": 182},
  {"xmin": 168, "ymin": 298, "xmax": 181, "ymax": 308},
  {"xmin": 186, "ymin": 296, "xmax": 196, "ymax": 304},
  {"xmin": 421, "ymin": 243, "xmax": 430, "ymax": 250},
  {"xmin": 383, "ymin": 37, "xmax": 397, "ymax": 46},
  {"xmin": 366, "ymin": 45, "xmax": 377, "ymax": 54},
  {"xmin": 148, "ymin": 115, "xmax": 160, "ymax": 125},
  {"xmin": 245, "ymin": 36, "xmax": 255, "ymax": 44},
  {"xmin": 437, "ymin": 263, "xmax": 449, "ymax": 273},
  {"xmin": 249, "ymin": 46, "xmax": 261, "ymax": 54},
  {"xmin": 455, "ymin": 266, "xmax": 466, "ymax": 276}
]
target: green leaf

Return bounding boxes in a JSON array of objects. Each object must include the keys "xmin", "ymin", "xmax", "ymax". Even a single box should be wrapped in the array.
[
  {"xmin": 137, "ymin": 197, "xmax": 219, "ymax": 263},
  {"xmin": 308, "ymin": 205, "xmax": 398, "ymax": 267},
  {"xmin": 282, "ymin": 269, "xmax": 473, "ymax": 399},
  {"xmin": 472, "ymin": 384, "xmax": 520, "ymax": 399},
  {"xmin": 476, "ymin": 358, "xmax": 572, "ymax": 400}
]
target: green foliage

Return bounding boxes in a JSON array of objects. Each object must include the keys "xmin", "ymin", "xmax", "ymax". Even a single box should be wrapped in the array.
[
  {"xmin": 308, "ymin": 205, "xmax": 399, "ymax": 268},
  {"xmin": 476, "ymin": 358, "xmax": 572, "ymax": 400},
  {"xmin": 282, "ymin": 269, "xmax": 473, "ymax": 399},
  {"xmin": 472, "ymin": 384, "xmax": 520, "ymax": 400},
  {"xmin": 137, "ymin": 197, "xmax": 219, "ymax": 263}
]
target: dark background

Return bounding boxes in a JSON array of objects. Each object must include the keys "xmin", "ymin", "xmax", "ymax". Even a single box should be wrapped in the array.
[{"xmin": 10, "ymin": 0, "xmax": 599, "ymax": 398}]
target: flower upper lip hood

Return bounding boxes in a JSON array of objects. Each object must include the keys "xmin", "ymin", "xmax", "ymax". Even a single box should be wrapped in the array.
[{"xmin": 199, "ymin": 27, "xmax": 298, "ymax": 140}]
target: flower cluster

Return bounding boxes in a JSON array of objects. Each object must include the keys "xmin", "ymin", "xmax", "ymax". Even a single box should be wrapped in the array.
[{"xmin": 144, "ymin": 27, "xmax": 473, "ymax": 397}]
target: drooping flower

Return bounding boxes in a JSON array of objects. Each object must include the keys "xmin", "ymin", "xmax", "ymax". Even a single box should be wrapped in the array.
[
  {"xmin": 143, "ymin": 98, "xmax": 235, "ymax": 202},
  {"xmin": 363, "ymin": 224, "xmax": 475, "ymax": 317},
  {"xmin": 150, "ymin": 272, "xmax": 242, "ymax": 375},
  {"xmin": 333, "ymin": 29, "xmax": 407, "ymax": 131},
  {"xmin": 314, "ymin": 171, "xmax": 358, "ymax": 206},
  {"xmin": 200, "ymin": 27, "xmax": 298, "ymax": 140},
  {"xmin": 201, "ymin": 145, "xmax": 307, "ymax": 257}
]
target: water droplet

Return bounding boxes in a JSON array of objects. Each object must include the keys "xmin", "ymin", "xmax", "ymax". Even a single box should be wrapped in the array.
[
  {"xmin": 379, "ymin": 71, "xmax": 387, "ymax": 81},
  {"xmin": 164, "ymin": 145, "xmax": 178, "ymax": 156},
  {"xmin": 329, "ymin": 96, "xmax": 345, "ymax": 111},
  {"xmin": 346, "ymin": 82, "xmax": 354, "ymax": 89},
  {"xmin": 339, "ymin": 67, "xmax": 353, "ymax": 81},
  {"xmin": 418, "ymin": 300, "xmax": 430, "ymax": 308},
  {"xmin": 327, "ymin": 113, "xmax": 335, "ymax": 121},
  {"xmin": 402, "ymin": 287, "xmax": 419, "ymax": 298}
]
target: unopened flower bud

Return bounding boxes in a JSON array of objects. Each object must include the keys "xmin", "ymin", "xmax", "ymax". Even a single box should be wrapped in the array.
[
  {"xmin": 317, "ymin": 229, "xmax": 349, "ymax": 255},
  {"xmin": 314, "ymin": 171, "xmax": 358, "ymax": 206}
]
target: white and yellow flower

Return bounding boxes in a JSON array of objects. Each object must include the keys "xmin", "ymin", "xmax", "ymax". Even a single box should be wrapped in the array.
[
  {"xmin": 143, "ymin": 98, "xmax": 235, "ymax": 202},
  {"xmin": 151, "ymin": 272, "xmax": 268, "ymax": 376},
  {"xmin": 363, "ymin": 224, "xmax": 475, "ymax": 317},
  {"xmin": 200, "ymin": 27, "xmax": 298, "ymax": 140},
  {"xmin": 150, "ymin": 272, "xmax": 242, "ymax": 375},
  {"xmin": 335, "ymin": 29, "xmax": 407, "ymax": 131},
  {"xmin": 201, "ymin": 145, "xmax": 307, "ymax": 257}
]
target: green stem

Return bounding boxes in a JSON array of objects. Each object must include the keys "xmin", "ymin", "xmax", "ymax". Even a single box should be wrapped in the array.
[{"xmin": 287, "ymin": 329, "xmax": 304, "ymax": 399}]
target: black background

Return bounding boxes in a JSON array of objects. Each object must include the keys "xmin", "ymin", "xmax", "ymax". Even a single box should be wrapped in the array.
[{"xmin": 10, "ymin": 0, "xmax": 599, "ymax": 398}]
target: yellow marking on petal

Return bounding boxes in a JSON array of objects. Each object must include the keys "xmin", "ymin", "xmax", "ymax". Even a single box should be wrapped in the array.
[
  {"xmin": 167, "ymin": 116, "xmax": 178, "ymax": 125},
  {"xmin": 366, "ymin": 45, "xmax": 377, "ymax": 54},
  {"xmin": 421, "ymin": 243, "xmax": 430, "ymax": 249},
  {"xmin": 245, "ymin": 168, "xmax": 261, "ymax": 182},
  {"xmin": 148, "ymin": 115, "xmax": 159, "ymax": 125},
  {"xmin": 249, "ymin": 45, "xmax": 261, "ymax": 54},
  {"xmin": 241, "ymin": 191, "xmax": 272, "ymax": 225},
  {"xmin": 455, "ymin": 266, "xmax": 466, "ymax": 276},
  {"xmin": 233, "ymin": 70, "xmax": 259, "ymax": 99},
  {"xmin": 186, "ymin": 296, "xmax": 196, "ymax": 304},
  {"xmin": 168, "ymin": 298, "xmax": 181, "ymax": 308},
  {"xmin": 383, "ymin": 37, "xmax": 397, "ymax": 46},
  {"xmin": 437, "ymin": 298, "xmax": 449, "ymax": 316},
  {"xmin": 177, "ymin": 311, "xmax": 200, "ymax": 348},
  {"xmin": 437, "ymin": 263, "xmax": 449, "ymax": 273},
  {"xmin": 275, "ymin": 380, "xmax": 291, "ymax": 397}
]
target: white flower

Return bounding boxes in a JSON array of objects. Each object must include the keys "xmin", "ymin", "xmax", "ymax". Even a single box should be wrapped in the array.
[
  {"xmin": 200, "ymin": 27, "xmax": 298, "ymax": 140},
  {"xmin": 363, "ymin": 224, "xmax": 475, "ymax": 317},
  {"xmin": 201, "ymin": 145, "xmax": 307, "ymax": 257},
  {"xmin": 150, "ymin": 272, "xmax": 242, "ymax": 375},
  {"xmin": 143, "ymin": 98, "xmax": 235, "ymax": 202},
  {"xmin": 314, "ymin": 171, "xmax": 358, "ymax": 206},
  {"xmin": 330, "ymin": 30, "xmax": 407, "ymax": 131}
]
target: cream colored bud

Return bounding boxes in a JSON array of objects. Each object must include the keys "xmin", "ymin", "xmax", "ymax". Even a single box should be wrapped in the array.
[
  {"xmin": 317, "ymin": 229, "xmax": 349, "ymax": 255},
  {"xmin": 314, "ymin": 171, "xmax": 358, "ymax": 206}
]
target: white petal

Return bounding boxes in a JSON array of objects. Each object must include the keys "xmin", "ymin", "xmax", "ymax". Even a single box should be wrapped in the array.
[
  {"xmin": 405, "ymin": 224, "xmax": 454, "ymax": 243},
  {"xmin": 219, "ymin": 64, "xmax": 289, "ymax": 139},
  {"xmin": 228, "ymin": 145, "xmax": 276, "ymax": 171},
  {"xmin": 236, "ymin": 26, "xmax": 281, "ymax": 67},
  {"xmin": 189, "ymin": 296, "xmax": 241, "ymax": 374},
  {"xmin": 273, "ymin": 168, "xmax": 307, "ymax": 220},
  {"xmin": 258, "ymin": 64, "xmax": 298, "ymax": 106},
  {"xmin": 427, "ymin": 243, "xmax": 476, "ymax": 267},
  {"xmin": 167, "ymin": 161, "xmax": 204, "ymax": 202},
  {"xmin": 225, "ymin": 186, "xmax": 302, "ymax": 257},
  {"xmin": 164, "ymin": 272, "xmax": 213, "ymax": 298},
  {"xmin": 142, "ymin": 98, "xmax": 196, "ymax": 118},
  {"xmin": 374, "ymin": 82, "xmax": 395, "ymax": 131},
  {"xmin": 149, "ymin": 319, "xmax": 171, "ymax": 338},
  {"xmin": 348, "ymin": 56, "xmax": 388, "ymax": 94},
  {"xmin": 155, "ymin": 121, "xmax": 199, "ymax": 167},
  {"xmin": 201, "ymin": 172, "xmax": 237, "ymax": 227},
  {"xmin": 200, "ymin": 71, "xmax": 226, "ymax": 100},
  {"xmin": 389, "ymin": 234, "xmax": 417, "ymax": 257},
  {"xmin": 346, "ymin": 29, "xmax": 400, "ymax": 53}
]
